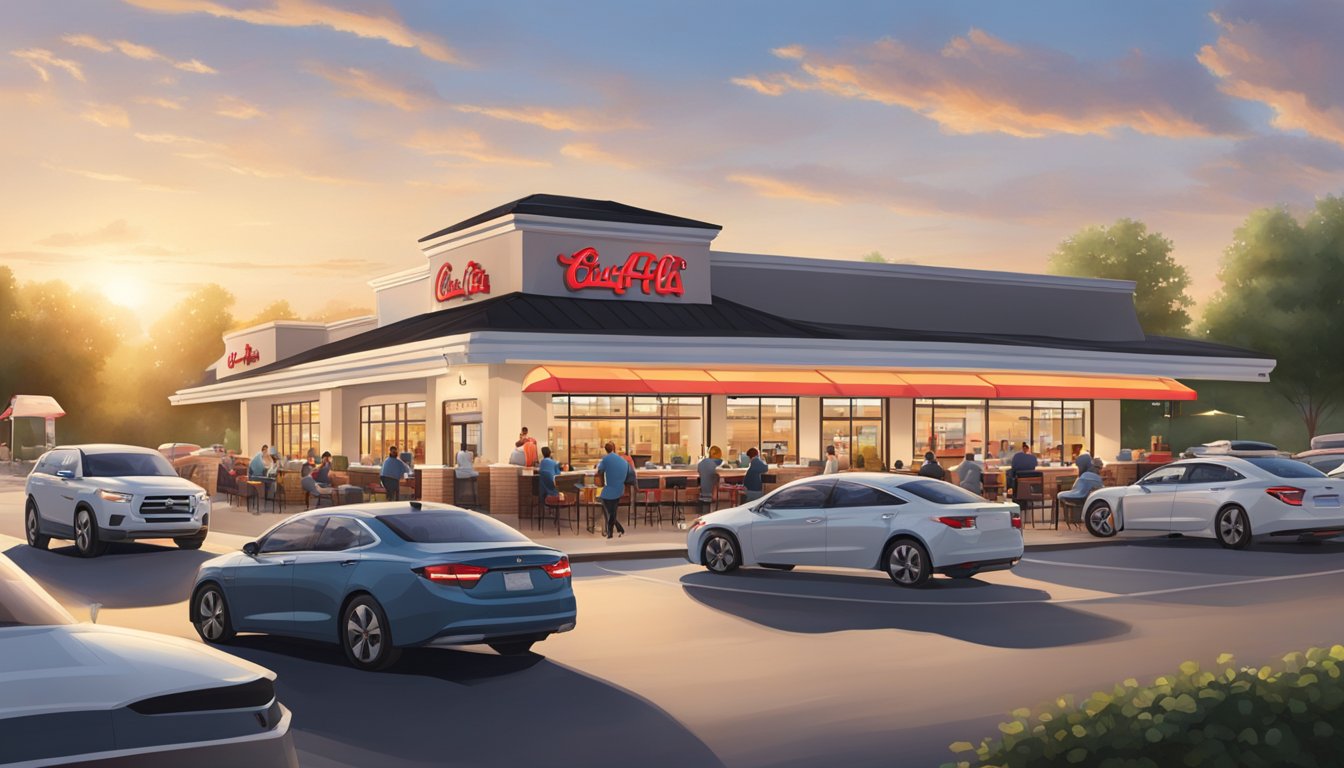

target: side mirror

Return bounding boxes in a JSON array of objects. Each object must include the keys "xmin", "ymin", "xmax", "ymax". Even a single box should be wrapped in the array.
[
  {"xmin": 56, "ymin": 469, "xmax": 75, "ymax": 480},
  {"xmin": 242, "ymin": 541, "xmax": 259, "ymax": 556}
]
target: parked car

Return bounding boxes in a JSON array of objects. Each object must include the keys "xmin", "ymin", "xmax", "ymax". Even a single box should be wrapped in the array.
[
  {"xmin": 1292, "ymin": 434, "xmax": 1344, "ymax": 476},
  {"xmin": 157, "ymin": 442, "xmax": 202, "ymax": 460},
  {"xmin": 0, "ymin": 553, "xmax": 297, "ymax": 767},
  {"xmin": 1180, "ymin": 440, "xmax": 1282, "ymax": 459},
  {"xmin": 25, "ymin": 444, "xmax": 210, "ymax": 557},
  {"xmin": 190, "ymin": 502, "xmax": 577, "ymax": 670},
  {"xmin": 687, "ymin": 473, "xmax": 1024, "ymax": 587},
  {"xmin": 1083, "ymin": 456, "xmax": 1343, "ymax": 548}
]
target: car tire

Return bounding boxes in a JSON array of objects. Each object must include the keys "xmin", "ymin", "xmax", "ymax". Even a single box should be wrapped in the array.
[
  {"xmin": 701, "ymin": 532, "xmax": 740, "ymax": 574},
  {"xmin": 192, "ymin": 584, "xmax": 236, "ymax": 644},
  {"xmin": 1215, "ymin": 505, "xmax": 1252, "ymax": 550},
  {"xmin": 759, "ymin": 563, "xmax": 795, "ymax": 571},
  {"xmin": 25, "ymin": 499, "xmax": 49, "ymax": 550},
  {"xmin": 175, "ymin": 533, "xmax": 207, "ymax": 550},
  {"xmin": 489, "ymin": 640, "xmax": 536, "ymax": 656},
  {"xmin": 342, "ymin": 595, "xmax": 401, "ymax": 671},
  {"xmin": 73, "ymin": 508, "xmax": 109, "ymax": 558},
  {"xmin": 1085, "ymin": 502, "xmax": 1117, "ymax": 538},
  {"xmin": 884, "ymin": 538, "xmax": 932, "ymax": 587}
]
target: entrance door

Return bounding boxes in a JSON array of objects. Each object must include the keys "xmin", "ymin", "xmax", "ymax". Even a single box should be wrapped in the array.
[{"xmin": 442, "ymin": 407, "xmax": 483, "ymax": 468}]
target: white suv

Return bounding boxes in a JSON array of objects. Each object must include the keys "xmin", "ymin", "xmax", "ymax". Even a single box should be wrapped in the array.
[{"xmin": 25, "ymin": 444, "xmax": 211, "ymax": 557}]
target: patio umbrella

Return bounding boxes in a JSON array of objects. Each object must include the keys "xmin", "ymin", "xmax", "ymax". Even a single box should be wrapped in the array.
[
  {"xmin": 1, "ymin": 395, "xmax": 66, "ymax": 459},
  {"xmin": 1189, "ymin": 409, "xmax": 1245, "ymax": 439}
]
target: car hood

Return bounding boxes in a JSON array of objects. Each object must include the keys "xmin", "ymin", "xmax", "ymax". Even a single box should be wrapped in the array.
[
  {"xmin": 89, "ymin": 475, "xmax": 204, "ymax": 494},
  {"xmin": 696, "ymin": 504, "xmax": 758, "ymax": 529},
  {"xmin": 0, "ymin": 623, "xmax": 273, "ymax": 718}
]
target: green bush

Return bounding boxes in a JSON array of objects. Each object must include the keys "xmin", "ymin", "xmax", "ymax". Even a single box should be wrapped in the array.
[{"xmin": 943, "ymin": 646, "xmax": 1344, "ymax": 768}]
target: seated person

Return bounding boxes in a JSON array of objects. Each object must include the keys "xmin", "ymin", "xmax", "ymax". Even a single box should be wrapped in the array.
[
  {"xmin": 1057, "ymin": 459, "xmax": 1103, "ymax": 521},
  {"xmin": 539, "ymin": 447, "xmax": 560, "ymax": 499},
  {"xmin": 918, "ymin": 452, "xmax": 946, "ymax": 480},
  {"xmin": 697, "ymin": 446, "xmax": 723, "ymax": 505},
  {"xmin": 742, "ymin": 448, "xmax": 768, "ymax": 502},
  {"xmin": 1007, "ymin": 442, "xmax": 1038, "ymax": 487},
  {"xmin": 954, "ymin": 453, "xmax": 984, "ymax": 494},
  {"xmin": 314, "ymin": 451, "xmax": 334, "ymax": 486},
  {"xmin": 301, "ymin": 473, "xmax": 336, "ymax": 506}
]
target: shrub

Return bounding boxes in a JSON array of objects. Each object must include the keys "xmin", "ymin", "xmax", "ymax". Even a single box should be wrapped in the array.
[{"xmin": 943, "ymin": 646, "xmax": 1344, "ymax": 768}]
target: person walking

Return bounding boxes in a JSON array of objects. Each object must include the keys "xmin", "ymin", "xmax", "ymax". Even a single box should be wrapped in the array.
[
  {"xmin": 823, "ymin": 445, "xmax": 839, "ymax": 475},
  {"xmin": 596, "ymin": 442, "xmax": 628, "ymax": 538},
  {"xmin": 380, "ymin": 446, "xmax": 409, "ymax": 501},
  {"xmin": 743, "ymin": 447, "xmax": 768, "ymax": 502},
  {"xmin": 918, "ymin": 451, "xmax": 947, "ymax": 480},
  {"xmin": 955, "ymin": 452, "xmax": 985, "ymax": 494}
]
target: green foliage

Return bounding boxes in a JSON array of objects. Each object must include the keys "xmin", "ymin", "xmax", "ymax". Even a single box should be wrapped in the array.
[
  {"xmin": 1202, "ymin": 198, "xmax": 1344, "ymax": 438},
  {"xmin": 861, "ymin": 251, "xmax": 888, "ymax": 263},
  {"xmin": 236, "ymin": 299, "xmax": 298, "ymax": 330},
  {"xmin": 1047, "ymin": 219, "xmax": 1194, "ymax": 337},
  {"xmin": 942, "ymin": 646, "xmax": 1344, "ymax": 768}
]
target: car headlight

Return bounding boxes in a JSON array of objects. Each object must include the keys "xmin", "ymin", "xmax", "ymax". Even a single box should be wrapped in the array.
[{"xmin": 97, "ymin": 489, "xmax": 133, "ymax": 503}]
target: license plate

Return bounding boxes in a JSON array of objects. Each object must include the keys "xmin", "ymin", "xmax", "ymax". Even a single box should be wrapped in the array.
[
  {"xmin": 1314, "ymin": 495, "xmax": 1341, "ymax": 508},
  {"xmin": 504, "ymin": 571, "xmax": 533, "ymax": 591}
]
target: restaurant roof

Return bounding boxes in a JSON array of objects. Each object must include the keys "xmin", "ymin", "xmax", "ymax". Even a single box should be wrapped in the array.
[
  {"xmin": 218, "ymin": 292, "xmax": 1270, "ymax": 383},
  {"xmin": 418, "ymin": 194, "xmax": 723, "ymax": 242}
]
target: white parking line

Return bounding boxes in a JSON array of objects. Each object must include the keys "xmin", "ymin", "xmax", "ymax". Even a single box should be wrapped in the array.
[
  {"xmin": 595, "ymin": 563, "xmax": 1344, "ymax": 607},
  {"xmin": 1019, "ymin": 558, "xmax": 1216, "ymax": 577}
]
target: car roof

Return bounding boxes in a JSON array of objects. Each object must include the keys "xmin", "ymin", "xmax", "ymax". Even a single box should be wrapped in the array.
[
  {"xmin": 278, "ymin": 501, "xmax": 465, "ymax": 521},
  {"xmin": 53, "ymin": 444, "xmax": 160, "ymax": 455},
  {"xmin": 1295, "ymin": 448, "xmax": 1344, "ymax": 459}
]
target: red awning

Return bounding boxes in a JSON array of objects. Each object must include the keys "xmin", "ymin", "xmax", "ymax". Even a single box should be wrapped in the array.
[{"xmin": 522, "ymin": 367, "xmax": 1198, "ymax": 400}]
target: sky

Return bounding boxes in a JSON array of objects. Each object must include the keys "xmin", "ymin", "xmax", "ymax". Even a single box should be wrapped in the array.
[{"xmin": 3, "ymin": 0, "xmax": 1344, "ymax": 331}]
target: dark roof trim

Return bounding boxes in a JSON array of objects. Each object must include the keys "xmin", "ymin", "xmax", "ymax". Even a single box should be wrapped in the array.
[{"xmin": 418, "ymin": 194, "xmax": 722, "ymax": 242}]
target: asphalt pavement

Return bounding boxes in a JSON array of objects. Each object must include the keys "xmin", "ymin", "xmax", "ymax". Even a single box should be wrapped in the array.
[{"xmin": 5, "ymin": 472, "xmax": 1344, "ymax": 767}]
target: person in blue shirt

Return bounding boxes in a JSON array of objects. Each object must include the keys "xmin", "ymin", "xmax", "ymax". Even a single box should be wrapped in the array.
[
  {"xmin": 743, "ymin": 447, "xmax": 768, "ymax": 502},
  {"xmin": 539, "ymin": 446, "xmax": 560, "ymax": 498},
  {"xmin": 1008, "ymin": 441, "xmax": 1038, "ymax": 489},
  {"xmin": 596, "ymin": 441, "xmax": 628, "ymax": 538},
  {"xmin": 380, "ymin": 446, "xmax": 410, "ymax": 502},
  {"xmin": 247, "ymin": 444, "xmax": 267, "ymax": 481}
]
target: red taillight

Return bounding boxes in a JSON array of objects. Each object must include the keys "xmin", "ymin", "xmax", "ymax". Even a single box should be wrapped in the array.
[
  {"xmin": 1010, "ymin": 511, "xmax": 1023, "ymax": 530},
  {"xmin": 415, "ymin": 563, "xmax": 489, "ymax": 587},
  {"xmin": 1266, "ymin": 486, "xmax": 1305, "ymax": 506},
  {"xmin": 935, "ymin": 516, "xmax": 977, "ymax": 529},
  {"xmin": 542, "ymin": 556, "xmax": 572, "ymax": 580}
]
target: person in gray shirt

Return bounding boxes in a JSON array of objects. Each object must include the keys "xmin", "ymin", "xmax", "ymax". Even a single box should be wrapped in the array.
[
  {"xmin": 697, "ymin": 445, "xmax": 723, "ymax": 512},
  {"xmin": 955, "ymin": 452, "xmax": 985, "ymax": 494}
]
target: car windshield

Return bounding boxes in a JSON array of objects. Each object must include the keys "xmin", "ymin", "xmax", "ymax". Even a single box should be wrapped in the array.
[
  {"xmin": 899, "ymin": 479, "xmax": 987, "ymax": 505},
  {"xmin": 83, "ymin": 452, "xmax": 176, "ymax": 478},
  {"xmin": 1245, "ymin": 458, "xmax": 1326, "ymax": 479},
  {"xmin": 0, "ymin": 560, "xmax": 75, "ymax": 628},
  {"xmin": 377, "ymin": 510, "xmax": 529, "ymax": 543}
]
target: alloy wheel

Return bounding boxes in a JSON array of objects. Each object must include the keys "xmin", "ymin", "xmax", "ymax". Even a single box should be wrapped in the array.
[
  {"xmin": 888, "ymin": 543, "xmax": 924, "ymax": 585},
  {"xmin": 75, "ymin": 511, "xmax": 92, "ymax": 553},
  {"xmin": 346, "ymin": 604, "xmax": 383, "ymax": 663},
  {"xmin": 26, "ymin": 508, "xmax": 39, "ymax": 546},
  {"xmin": 198, "ymin": 590, "xmax": 225, "ymax": 641},
  {"xmin": 704, "ymin": 535, "xmax": 736, "ymax": 573},
  {"xmin": 1217, "ymin": 506, "xmax": 1250, "ymax": 549},
  {"xmin": 1087, "ymin": 504, "xmax": 1115, "ymax": 537}
]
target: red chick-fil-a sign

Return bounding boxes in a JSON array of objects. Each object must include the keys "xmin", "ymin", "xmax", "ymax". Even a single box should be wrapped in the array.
[
  {"xmin": 556, "ymin": 247, "xmax": 686, "ymax": 297},
  {"xmin": 435, "ymin": 260, "xmax": 491, "ymax": 302},
  {"xmin": 226, "ymin": 343, "xmax": 261, "ymax": 369}
]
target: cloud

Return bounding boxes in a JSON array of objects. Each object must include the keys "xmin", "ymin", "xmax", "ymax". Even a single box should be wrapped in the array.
[
  {"xmin": 404, "ymin": 129, "xmax": 550, "ymax": 167},
  {"xmin": 1186, "ymin": 134, "xmax": 1344, "ymax": 209},
  {"xmin": 1199, "ymin": 2, "xmax": 1344, "ymax": 147},
  {"xmin": 215, "ymin": 95, "xmax": 263, "ymax": 119},
  {"xmin": 726, "ymin": 173, "xmax": 842, "ymax": 205},
  {"xmin": 454, "ymin": 103, "xmax": 637, "ymax": 132},
  {"xmin": 120, "ymin": 0, "xmax": 462, "ymax": 64},
  {"xmin": 305, "ymin": 63, "xmax": 437, "ymax": 111},
  {"xmin": 38, "ymin": 219, "xmax": 141, "ymax": 247},
  {"xmin": 11, "ymin": 48, "xmax": 85, "ymax": 82},
  {"xmin": 63, "ymin": 33, "xmax": 218, "ymax": 73},
  {"xmin": 42, "ymin": 162, "xmax": 191, "ymax": 193},
  {"xmin": 136, "ymin": 95, "xmax": 183, "ymax": 110},
  {"xmin": 134, "ymin": 131, "xmax": 212, "ymax": 145},
  {"xmin": 81, "ymin": 102, "xmax": 131, "ymax": 128},
  {"xmin": 733, "ymin": 30, "xmax": 1245, "ymax": 139},
  {"xmin": 561, "ymin": 142, "xmax": 635, "ymax": 169}
]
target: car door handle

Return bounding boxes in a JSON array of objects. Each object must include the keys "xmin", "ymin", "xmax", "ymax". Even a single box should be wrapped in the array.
[
  {"xmin": 805, "ymin": 518, "xmax": 823, "ymax": 524},
  {"xmin": 1208, "ymin": 488, "xmax": 1225, "ymax": 492},
  {"xmin": 340, "ymin": 559, "xmax": 357, "ymax": 567},
  {"xmin": 880, "ymin": 513, "xmax": 895, "ymax": 519}
]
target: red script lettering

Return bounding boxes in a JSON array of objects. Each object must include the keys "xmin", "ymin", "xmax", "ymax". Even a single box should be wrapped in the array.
[
  {"xmin": 556, "ymin": 247, "xmax": 686, "ymax": 297},
  {"xmin": 435, "ymin": 260, "xmax": 492, "ymax": 302},
  {"xmin": 226, "ymin": 343, "xmax": 261, "ymax": 369}
]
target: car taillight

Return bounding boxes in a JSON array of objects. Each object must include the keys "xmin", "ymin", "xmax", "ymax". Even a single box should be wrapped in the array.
[
  {"xmin": 414, "ymin": 563, "xmax": 488, "ymax": 587},
  {"xmin": 542, "ymin": 556, "xmax": 571, "ymax": 579},
  {"xmin": 1266, "ymin": 486, "xmax": 1305, "ymax": 506},
  {"xmin": 935, "ymin": 516, "xmax": 977, "ymax": 529},
  {"xmin": 1010, "ymin": 510, "xmax": 1023, "ymax": 530}
]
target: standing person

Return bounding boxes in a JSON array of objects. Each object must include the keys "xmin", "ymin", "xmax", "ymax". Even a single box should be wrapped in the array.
[
  {"xmin": 918, "ymin": 451, "xmax": 947, "ymax": 480},
  {"xmin": 823, "ymin": 445, "xmax": 839, "ymax": 475},
  {"xmin": 596, "ymin": 442, "xmax": 628, "ymax": 538},
  {"xmin": 520, "ymin": 427, "xmax": 539, "ymax": 467},
  {"xmin": 697, "ymin": 446, "xmax": 722, "ymax": 513},
  {"xmin": 455, "ymin": 445, "xmax": 478, "ymax": 479},
  {"xmin": 539, "ymin": 446, "xmax": 560, "ymax": 499},
  {"xmin": 1008, "ymin": 442, "xmax": 1038, "ymax": 488},
  {"xmin": 955, "ymin": 452, "xmax": 985, "ymax": 494},
  {"xmin": 743, "ymin": 448, "xmax": 768, "ymax": 502},
  {"xmin": 314, "ymin": 451, "xmax": 333, "ymax": 487},
  {"xmin": 380, "ymin": 446, "xmax": 409, "ymax": 502}
]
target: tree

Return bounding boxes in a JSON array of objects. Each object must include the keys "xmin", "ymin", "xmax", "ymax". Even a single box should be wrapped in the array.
[
  {"xmin": 1047, "ymin": 219, "xmax": 1194, "ymax": 336},
  {"xmin": 1202, "ymin": 199, "xmax": 1344, "ymax": 438},
  {"xmin": 861, "ymin": 251, "xmax": 887, "ymax": 263},
  {"xmin": 237, "ymin": 299, "xmax": 297, "ymax": 329}
]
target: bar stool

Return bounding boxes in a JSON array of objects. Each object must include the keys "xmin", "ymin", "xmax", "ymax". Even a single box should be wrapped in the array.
[
  {"xmin": 575, "ymin": 482, "xmax": 601, "ymax": 533},
  {"xmin": 542, "ymin": 477, "xmax": 579, "ymax": 535},
  {"xmin": 635, "ymin": 477, "xmax": 663, "ymax": 527},
  {"xmin": 663, "ymin": 476, "xmax": 688, "ymax": 525},
  {"xmin": 453, "ymin": 475, "xmax": 479, "ymax": 509}
]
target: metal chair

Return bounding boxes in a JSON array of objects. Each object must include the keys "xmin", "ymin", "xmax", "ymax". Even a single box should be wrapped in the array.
[
  {"xmin": 453, "ymin": 475, "xmax": 479, "ymax": 509},
  {"xmin": 541, "ymin": 476, "xmax": 579, "ymax": 535},
  {"xmin": 1012, "ymin": 472, "xmax": 1046, "ymax": 527},
  {"xmin": 635, "ymin": 477, "xmax": 663, "ymax": 527},
  {"xmin": 981, "ymin": 473, "xmax": 1003, "ymax": 502},
  {"xmin": 663, "ymin": 476, "xmax": 688, "ymax": 525}
]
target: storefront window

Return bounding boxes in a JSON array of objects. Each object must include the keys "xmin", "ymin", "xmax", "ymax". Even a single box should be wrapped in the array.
[
  {"xmin": 271, "ymin": 401, "xmax": 319, "ymax": 460},
  {"xmin": 360, "ymin": 401, "xmax": 426, "ymax": 464},
  {"xmin": 821, "ymin": 398, "xmax": 885, "ymax": 470},
  {"xmin": 726, "ymin": 397, "xmax": 796, "ymax": 464},
  {"xmin": 916, "ymin": 399, "xmax": 1092, "ymax": 464},
  {"xmin": 549, "ymin": 395, "xmax": 705, "ymax": 468}
]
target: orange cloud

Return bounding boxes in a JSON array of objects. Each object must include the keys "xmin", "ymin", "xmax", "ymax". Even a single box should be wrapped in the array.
[
  {"xmin": 1199, "ymin": 8, "xmax": 1344, "ymax": 147},
  {"xmin": 454, "ymin": 104, "xmax": 637, "ymax": 132},
  {"xmin": 561, "ymin": 142, "xmax": 635, "ymax": 169},
  {"xmin": 404, "ymin": 129, "xmax": 550, "ymax": 167},
  {"xmin": 81, "ymin": 103, "xmax": 131, "ymax": 128},
  {"xmin": 38, "ymin": 219, "xmax": 140, "ymax": 247},
  {"xmin": 42, "ymin": 163, "xmax": 190, "ymax": 193},
  {"xmin": 215, "ymin": 96, "xmax": 263, "ymax": 120},
  {"xmin": 11, "ymin": 48, "xmax": 85, "ymax": 82},
  {"xmin": 61, "ymin": 33, "xmax": 217, "ymax": 73},
  {"xmin": 726, "ymin": 173, "xmax": 841, "ymax": 205},
  {"xmin": 136, "ymin": 95, "xmax": 183, "ymax": 110},
  {"xmin": 62, "ymin": 34, "xmax": 112, "ymax": 53},
  {"xmin": 306, "ymin": 64, "xmax": 436, "ymax": 111},
  {"xmin": 121, "ymin": 0, "xmax": 462, "ymax": 64},
  {"xmin": 735, "ymin": 29, "xmax": 1243, "ymax": 139}
]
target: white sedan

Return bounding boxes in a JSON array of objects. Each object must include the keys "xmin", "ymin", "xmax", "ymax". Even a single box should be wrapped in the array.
[
  {"xmin": 0, "ymin": 554, "xmax": 297, "ymax": 767},
  {"xmin": 687, "ymin": 473, "xmax": 1023, "ymax": 587},
  {"xmin": 1083, "ymin": 456, "xmax": 1344, "ymax": 548}
]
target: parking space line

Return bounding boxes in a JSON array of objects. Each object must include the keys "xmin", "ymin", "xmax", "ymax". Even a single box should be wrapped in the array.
[
  {"xmin": 594, "ymin": 563, "xmax": 1344, "ymax": 607},
  {"xmin": 1019, "ymin": 558, "xmax": 1216, "ymax": 577}
]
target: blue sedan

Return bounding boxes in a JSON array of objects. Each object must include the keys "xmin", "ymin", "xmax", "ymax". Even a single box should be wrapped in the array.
[{"xmin": 189, "ymin": 502, "xmax": 577, "ymax": 670}]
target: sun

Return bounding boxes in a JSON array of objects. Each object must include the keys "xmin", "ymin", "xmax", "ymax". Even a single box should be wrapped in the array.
[{"xmin": 98, "ymin": 274, "xmax": 152, "ymax": 309}]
